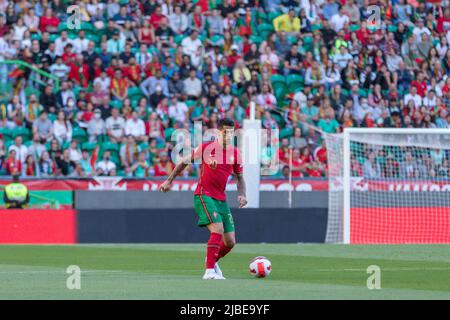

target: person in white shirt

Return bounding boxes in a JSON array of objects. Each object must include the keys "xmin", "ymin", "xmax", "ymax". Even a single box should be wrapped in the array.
[
  {"xmin": 93, "ymin": 71, "xmax": 111, "ymax": 93},
  {"xmin": 72, "ymin": 30, "xmax": 90, "ymax": 54},
  {"xmin": 96, "ymin": 150, "xmax": 117, "ymax": 176},
  {"xmin": 49, "ymin": 56, "xmax": 70, "ymax": 81},
  {"xmin": 423, "ymin": 90, "xmax": 437, "ymax": 111},
  {"xmin": 68, "ymin": 140, "xmax": 82, "ymax": 163},
  {"xmin": 12, "ymin": 18, "xmax": 27, "ymax": 41},
  {"xmin": 169, "ymin": 5, "xmax": 188, "ymax": 35},
  {"xmin": 125, "ymin": 111, "xmax": 147, "ymax": 142},
  {"xmin": 135, "ymin": 43, "xmax": 152, "ymax": 69},
  {"xmin": 330, "ymin": 7, "xmax": 350, "ymax": 32},
  {"xmin": 183, "ymin": 69, "xmax": 202, "ymax": 99},
  {"xmin": 106, "ymin": 107, "xmax": 125, "ymax": 143},
  {"xmin": 54, "ymin": 30, "xmax": 72, "ymax": 56},
  {"xmin": 168, "ymin": 96, "xmax": 188, "ymax": 126},
  {"xmin": 412, "ymin": 19, "xmax": 431, "ymax": 43},
  {"xmin": 87, "ymin": 109, "xmax": 106, "ymax": 143},
  {"xmin": 181, "ymin": 30, "xmax": 202, "ymax": 58},
  {"xmin": 53, "ymin": 110, "xmax": 73, "ymax": 145},
  {"xmin": 403, "ymin": 86, "xmax": 423, "ymax": 108},
  {"xmin": 8, "ymin": 136, "xmax": 28, "ymax": 164}
]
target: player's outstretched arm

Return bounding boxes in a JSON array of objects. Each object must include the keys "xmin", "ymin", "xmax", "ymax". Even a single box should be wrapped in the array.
[
  {"xmin": 159, "ymin": 154, "xmax": 192, "ymax": 192},
  {"xmin": 235, "ymin": 173, "xmax": 247, "ymax": 208}
]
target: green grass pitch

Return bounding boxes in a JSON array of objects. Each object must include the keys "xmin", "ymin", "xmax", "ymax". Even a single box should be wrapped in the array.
[{"xmin": 0, "ymin": 244, "xmax": 448, "ymax": 299}]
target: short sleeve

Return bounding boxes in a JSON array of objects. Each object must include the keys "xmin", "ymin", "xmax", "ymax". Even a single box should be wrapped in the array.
[{"xmin": 233, "ymin": 148, "xmax": 243, "ymax": 175}]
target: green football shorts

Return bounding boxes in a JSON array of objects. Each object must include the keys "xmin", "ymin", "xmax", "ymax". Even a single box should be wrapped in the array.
[{"xmin": 194, "ymin": 195, "xmax": 235, "ymax": 233}]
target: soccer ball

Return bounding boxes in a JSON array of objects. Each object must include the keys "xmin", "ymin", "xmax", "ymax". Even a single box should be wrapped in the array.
[{"xmin": 249, "ymin": 256, "xmax": 271, "ymax": 278}]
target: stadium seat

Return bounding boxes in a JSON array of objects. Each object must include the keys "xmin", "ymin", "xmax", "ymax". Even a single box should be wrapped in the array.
[
  {"xmin": 103, "ymin": 141, "xmax": 120, "ymax": 157},
  {"xmin": 349, "ymin": 24, "xmax": 360, "ymax": 32},
  {"xmin": 249, "ymin": 35, "xmax": 263, "ymax": 45},
  {"xmin": 174, "ymin": 35, "xmax": 185, "ymax": 45},
  {"xmin": 286, "ymin": 74, "xmax": 304, "ymax": 93},
  {"xmin": 0, "ymin": 127, "xmax": 12, "ymax": 142},
  {"xmin": 81, "ymin": 142, "xmax": 97, "ymax": 153},
  {"xmin": 164, "ymin": 127, "xmax": 175, "ymax": 141},
  {"xmin": 110, "ymin": 100, "xmax": 123, "ymax": 109},
  {"xmin": 128, "ymin": 87, "xmax": 145, "ymax": 102},
  {"xmin": 257, "ymin": 23, "xmax": 274, "ymax": 38},
  {"xmin": 12, "ymin": 127, "xmax": 31, "ymax": 141},
  {"xmin": 280, "ymin": 127, "xmax": 293, "ymax": 139},
  {"xmin": 72, "ymin": 127, "xmax": 88, "ymax": 143},
  {"xmin": 268, "ymin": 11, "xmax": 283, "ymax": 23}
]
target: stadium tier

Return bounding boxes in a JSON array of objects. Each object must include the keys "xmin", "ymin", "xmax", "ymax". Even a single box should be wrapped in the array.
[{"xmin": 1, "ymin": 0, "xmax": 450, "ymax": 178}]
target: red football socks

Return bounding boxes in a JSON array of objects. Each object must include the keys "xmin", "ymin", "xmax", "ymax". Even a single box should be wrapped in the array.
[
  {"xmin": 206, "ymin": 232, "xmax": 222, "ymax": 269},
  {"xmin": 218, "ymin": 239, "xmax": 232, "ymax": 260}
]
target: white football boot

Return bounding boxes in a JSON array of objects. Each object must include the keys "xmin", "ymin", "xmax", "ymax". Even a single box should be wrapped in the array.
[
  {"xmin": 202, "ymin": 268, "xmax": 225, "ymax": 280},
  {"xmin": 214, "ymin": 263, "xmax": 224, "ymax": 278}
]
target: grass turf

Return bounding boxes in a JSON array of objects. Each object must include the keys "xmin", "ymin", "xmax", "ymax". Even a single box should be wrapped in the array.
[{"xmin": 0, "ymin": 244, "xmax": 448, "ymax": 299}]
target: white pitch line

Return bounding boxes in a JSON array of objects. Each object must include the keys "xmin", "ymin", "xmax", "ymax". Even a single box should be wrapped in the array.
[{"xmin": 316, "ymin": 267, "xmax": 450, "ymax": 272}]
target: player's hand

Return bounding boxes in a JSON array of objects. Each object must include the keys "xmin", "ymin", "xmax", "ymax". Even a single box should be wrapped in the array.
[
  {"xmin": 238, "ymin": 195, "xmax": 248, "ymax": 208},
  {"xmin": 159, "ymin": 180, "xmax": 172, "ymax": 192}
]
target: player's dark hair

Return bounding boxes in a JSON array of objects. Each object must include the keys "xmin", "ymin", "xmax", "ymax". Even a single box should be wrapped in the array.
[{"xmin": 218, "ymin": 118, "xmax": 235, "ymax": 129}]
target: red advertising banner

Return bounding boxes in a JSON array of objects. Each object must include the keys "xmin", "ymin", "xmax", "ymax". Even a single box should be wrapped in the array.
[
  {"xmin": 1, "ymin": 178, "xmax": 450, "ymax": 192},
  {"xmin": 0, "ymin": 210, "xmax": 76, "ymax": 244},
  {"xmin": 0, "ymin": 178, "xmax": 330, "ymax": 191},
  {"xmin": 351, "ymin": 207, "xmax": 450, "ymax": 244}
]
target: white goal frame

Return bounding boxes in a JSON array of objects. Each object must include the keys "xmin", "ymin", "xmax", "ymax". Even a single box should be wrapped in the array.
[{"xmin": 342, "ymin": 128, "xmax": 450, "ymax": 244}]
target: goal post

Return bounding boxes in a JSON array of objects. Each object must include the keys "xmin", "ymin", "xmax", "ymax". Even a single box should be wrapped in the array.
[{"xmin": 325, "ymin": 128, "xmax": 450, "ymax": 244}]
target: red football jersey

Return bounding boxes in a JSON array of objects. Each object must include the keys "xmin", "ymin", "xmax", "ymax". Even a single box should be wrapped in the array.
[{"xmin": 193, "ymin": 141, "xmax": 243, "ymax": 201}]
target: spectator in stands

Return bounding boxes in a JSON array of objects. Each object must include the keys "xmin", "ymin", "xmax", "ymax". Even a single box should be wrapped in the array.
[
  {"xmin": 106, "ymin": 107, "xmax": 125, "ymax": 143},
  {"xmin": 8, "ymin": 136, "xmax": 27, "ymax": 164},
  {"xmin": 53, "ymin": 110, "xmax": 72, "ymax": 145},
  {"xmin": 87, "ymin": 109, "xmax": 106, "ymax": 143},
  {"xmin": 96, "ymin": 150, "xmax": 116, "ymax": 176},
  {"xmin": 125, "ymin": 110, "xmax": 146, "ymax": 142},
  {"xmin": 3, "ymin": 149, "xmax": 21, "ymax": 175},
  {"xmin": 55, "ymin": 148, "xmax": 74, "ymax": 176},
  {"xmin": 184, "ymin": 69, "xmax": 202, "ymax": 99}
]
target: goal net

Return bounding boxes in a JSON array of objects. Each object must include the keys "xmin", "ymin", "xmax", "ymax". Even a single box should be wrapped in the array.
[{"xmin": 324, "ymin": 129, "xmax": 450, "ymax": 244}]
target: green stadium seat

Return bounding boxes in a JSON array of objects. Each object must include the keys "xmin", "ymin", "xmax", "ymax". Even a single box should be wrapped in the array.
[
  {"xmin": 103, "ymin": 141, "xmax": 120, "ymax": 157},
  {"xmin": 128, "ymin": 87, "xmax": 145, "ymax": 101},
  {"xmin": 286, "ymin": 74, "xmax": 304, "ymax": 93},
  {"xmin": 81, "ymin": 142, "xmax": 97, "ymax": 152},
  {"xmin": 12, "ymin": 127, "xmax": 31, "ymax": 141},
  {"xmin": 0, "ymin": 127, "xmax": 12, "ymax": 141},
  {"xmin": 174, "ymin": 35, "xmax": 185, "ymax": 45},
  {"xmin": 110, "ymin": 100, "xmax": 123, "ymax": 109},
  {"xmin": 349, "ymin": 24, "xmax": 360, "ymax": 32},
  {"xmin": 280, "ymin": 127, "xmax": 293, "ymax": 139},
  {"xmin": 268, "ymin": 11, "xmax": 283, "ymax": 23},
  {"xmin": 257, "ymin": 23, "xmax": 274, "ymax": 38},
  {"xmin": 72, "ymin": 127, "xmax": 88, "ymax": 143},
  {"xmin": 164, "ymin": 127, "xmax": 175, "ymax": 141},
  {"xmin": 249, "ymin": 35, "xmax": 263, "ymax": 45}
]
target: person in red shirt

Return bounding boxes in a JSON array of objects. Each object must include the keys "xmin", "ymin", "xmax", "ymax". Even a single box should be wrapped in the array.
[
  {"xmin": 69, "ymin": 54, "xmax": 90, "ymax": 88},
  {"xmin": 149, "ymin": 5, "xmax": 166, "ymax": 29},
  {"xmin": 110, "ymin": 69, "xmax": 129, "ymax": 101},
  {"xmin": 39, "ymin": 7, "xmax": 59, "ymax": 33},
  {"xmin": 61, "ymin": 43, "xmax": 76, "ymax": 64},
  {"xmin": 160, "ymin": 118, "xmax": 247, "ymax": 280},
  {"xmin": 153, "ymin": 151, "xmax": 174, "ymax": 176},
  {"xmin": 410, "ymin": 72, "xmax": 427, "ymax": 97},
  {"xmin": 123, "ymin": 56, "xmax": 142, "ymax": 85},
  {"xmin": 437, "ymin": 7, "xmax": 450, "ymax": 34},
  {"xmin": 3, "ymin": 149, "xmax": 22, "ymax": 175}
]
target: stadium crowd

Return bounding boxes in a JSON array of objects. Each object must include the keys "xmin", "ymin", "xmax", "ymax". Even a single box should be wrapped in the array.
[{"xmin": 0, "ymin": 0, "xmax": 450, "ymax": 179}]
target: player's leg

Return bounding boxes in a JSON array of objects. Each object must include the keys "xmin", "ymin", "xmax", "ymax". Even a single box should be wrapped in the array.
[
  {"xmin": 216, "ymin": 200, "xmax": 236, "ymax": 261},
  {"xmin": 194, "ymin": 195, "xmax": 225, "ymax": 279}
]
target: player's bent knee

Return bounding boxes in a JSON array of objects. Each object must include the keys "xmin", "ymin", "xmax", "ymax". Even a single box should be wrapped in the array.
[
  {"xmin": 224, "ymin": 239, "xmax": 236, "ymax": 248},
  {"xmin": 208, "ymin": 223, "xmax": 224, "ymax": 235}
]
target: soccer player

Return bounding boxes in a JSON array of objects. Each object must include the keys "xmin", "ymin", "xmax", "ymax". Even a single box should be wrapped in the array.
[{"xmin": 160, "ymin": 118, "xmax": 247, "ymax": 280}]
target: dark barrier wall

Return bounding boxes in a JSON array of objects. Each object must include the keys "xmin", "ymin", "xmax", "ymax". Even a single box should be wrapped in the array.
[
  {"xmin": 75, "ymin": 191, "xmax": 328, "ymax": 209},
  {"xmin": 77, "ymin": 208, "xmax": 328, "ymax": 243}
]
